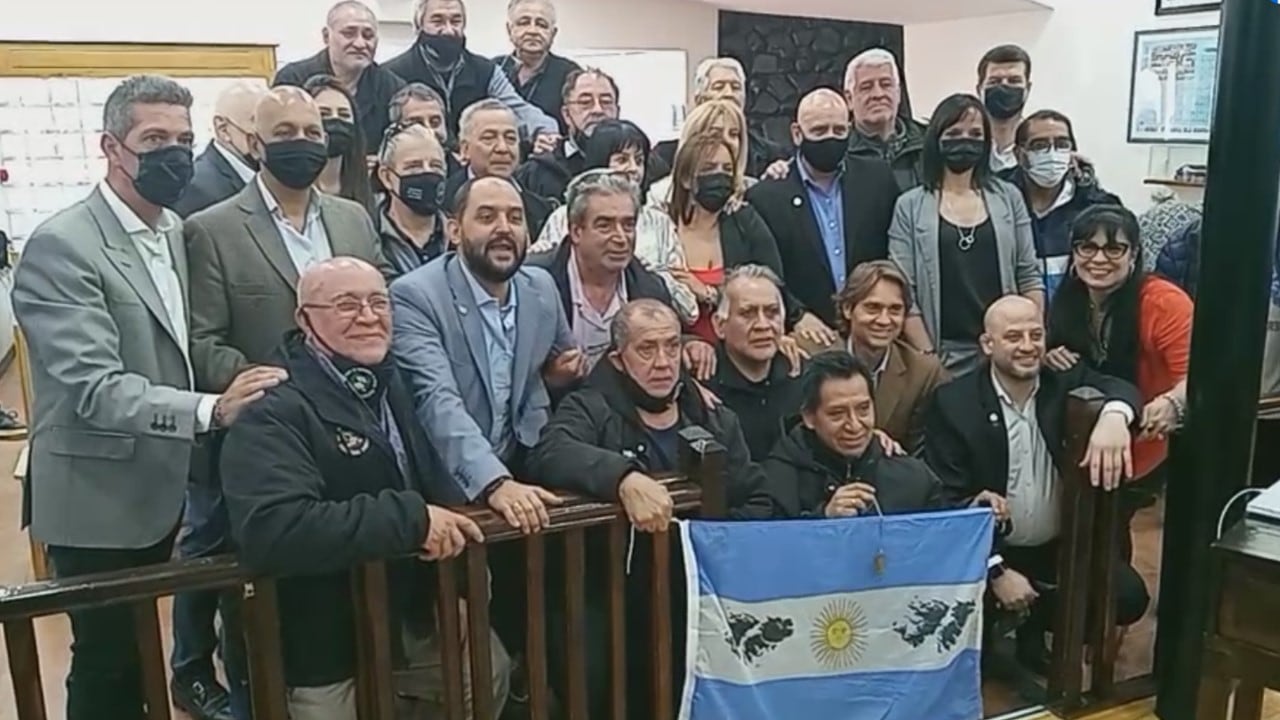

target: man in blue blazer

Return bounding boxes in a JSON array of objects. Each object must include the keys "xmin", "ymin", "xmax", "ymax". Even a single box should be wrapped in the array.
[{"xmin": 390, "ymin": 176, "xmax": 587, "ymax": 532}]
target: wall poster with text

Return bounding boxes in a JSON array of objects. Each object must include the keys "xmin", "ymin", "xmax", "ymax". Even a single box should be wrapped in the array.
[{"xmin": 1127, "ymin": 26, "xmax": 1220, "ymax": 144}]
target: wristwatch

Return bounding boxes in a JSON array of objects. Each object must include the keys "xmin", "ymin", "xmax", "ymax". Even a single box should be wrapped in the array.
[{"xmin": 988, "ymin": 563, "xmax": 1007, "ymax": 581}]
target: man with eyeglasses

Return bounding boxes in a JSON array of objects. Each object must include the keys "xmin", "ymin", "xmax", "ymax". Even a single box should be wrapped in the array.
[
  {"xmin": 222, "ymin": 257, "xmax": 507, "ymax": 720},
  {"xmin": 1007, "ymin": 109, "xmax": 1120, "ymax": 302}
]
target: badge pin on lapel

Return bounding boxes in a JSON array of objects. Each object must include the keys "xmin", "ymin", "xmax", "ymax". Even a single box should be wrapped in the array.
[{"xmin": 792, "ymin": 196, "xmax": 803, "ymax": 207}]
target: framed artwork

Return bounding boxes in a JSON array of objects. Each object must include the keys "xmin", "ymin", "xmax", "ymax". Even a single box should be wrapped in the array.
[
  {"xmin": 1127, "ymin": 26, "xmax": 1220, "ymax": 144},
  {"xmin": 1155, "ymin": 0, "xmax": 1221, "ymax": 15}
]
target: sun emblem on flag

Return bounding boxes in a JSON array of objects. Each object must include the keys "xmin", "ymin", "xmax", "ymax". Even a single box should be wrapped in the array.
[{"xmin": 810, "ymin": 599, "xmax": 869, "ymax": 669}]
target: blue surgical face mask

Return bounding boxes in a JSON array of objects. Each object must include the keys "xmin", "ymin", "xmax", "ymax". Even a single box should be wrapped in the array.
[{"xmin": 1025, "ymin": 148, "xmax": 1072, "ymax": 189}]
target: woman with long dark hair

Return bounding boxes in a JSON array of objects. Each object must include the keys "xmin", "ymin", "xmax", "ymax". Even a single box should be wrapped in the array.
[
  {"xmin": 1046, "ymin": 205, "xmax": 1192, "ymax": 495},
  {"xmin": 530, "ymin": 119, "xmax": 698, "ymax": 322},
  {"xmin": 888, "ymin": 93, "xmax": 1043, "ymax": 375},
  {"xmin": 303, "ymin": 75, "xmax": 374, "ymax": 216}
]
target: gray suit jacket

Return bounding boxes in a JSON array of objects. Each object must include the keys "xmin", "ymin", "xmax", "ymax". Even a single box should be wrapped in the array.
[
  {"xmin": 13, "ymin": 188, "xmax": 204, "ymax": 549},
  {"xmin": 887, "ymin": 180, "xmax": 1044, "ymax": 342},
  {"xmin": 389, "ymin": 253, "xmax": 574, "ymax": 500},
  {"xmin": 186, "ymin": 181, "xmax": 392, "ymax": 392}
]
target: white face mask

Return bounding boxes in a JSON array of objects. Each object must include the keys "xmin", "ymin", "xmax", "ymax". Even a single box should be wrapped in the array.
[{"xmin": 1025, "ymin": 148, "xmax": 1072, "ymax": 188}]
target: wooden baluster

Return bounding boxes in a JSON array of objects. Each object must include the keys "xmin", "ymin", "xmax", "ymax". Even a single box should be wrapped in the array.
[
  {"xmin": 650, "ymin": 530, "xmax": 673, "ymax": 720},
  {"xmin": 351, "ymin": 562, "xmax": 395, "ymax": 720},
  {"xmin": 241, "ymin": 579, "xmax": 289, "ymax": 719},
  {"xmin": 4, "ymin": 617, "xmax": 47, "ymax": 720},
  {"xmin": 679, "ymin": 427, "xmax": 726, "ymax": 519},
  {"xmin": 465, "ymin": 545, "xmax": 495, "ymax": 720},
  {"xmin": 1090, "ymin": 487, "xmax": 1120, "ymax": 697},
  {"xmin": 436, "ymin": 559, "xmax": 466, "ymax": 719},
  {"xmin": 563, "ymin": 527, "xmax": 588, "ymax": 720},
  {"xmin": 524, "ymin": 534, "xmax": 550, "ymax": 720},
  {"xmin": 609, "ymin": 520, "xmax": 628, "ymax": 720},
  {"xmin": 132, "ymin": 599, "xmax": 171, "ymax": 720}
]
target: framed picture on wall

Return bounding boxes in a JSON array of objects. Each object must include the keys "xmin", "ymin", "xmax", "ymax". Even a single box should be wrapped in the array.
[
  {"xmin": 1155, "ymin": 0, "xmax": 1220, "ymax": 16},
  {"xmin": 1127, "ymin": 25, "xmax": 1220, "ymax": 144}
]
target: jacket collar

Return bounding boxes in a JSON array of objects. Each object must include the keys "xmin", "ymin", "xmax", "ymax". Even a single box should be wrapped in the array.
[
  {"xmin": 772, "ymin": 416, "xmax": 884, "ymax": 479},
  {"xmin": 586, "ymin": 356, "xmax": 709, "ymax": 430},
  {"xmin": 713, "ymin": 344, "xmax": 791, "ymax": 393}
]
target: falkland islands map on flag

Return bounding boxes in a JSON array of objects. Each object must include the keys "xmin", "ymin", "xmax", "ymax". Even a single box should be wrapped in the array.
[{"xmin": 677, "ymin": 508, "xmax": 994, "ymax": 720}]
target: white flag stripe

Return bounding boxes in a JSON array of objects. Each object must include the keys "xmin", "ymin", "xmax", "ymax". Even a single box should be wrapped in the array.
[{"xmin": 691, "ymin": 582, "xmax": 985, "ymax": 686}]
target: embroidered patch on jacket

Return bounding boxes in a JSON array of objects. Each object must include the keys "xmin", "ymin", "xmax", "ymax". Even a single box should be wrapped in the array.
[
  {"xmin": 343, "ymin": 367, "xmax": 378, "ymax": 399},
  {"xmin": 335, "ymin": 428, "xmax": 370, "ymax": 457}
]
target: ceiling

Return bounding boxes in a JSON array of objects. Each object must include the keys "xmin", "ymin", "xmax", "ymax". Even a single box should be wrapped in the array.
[{"xmin": 692, "ymin": 0, "xmax": 1052, "ymax": 25}]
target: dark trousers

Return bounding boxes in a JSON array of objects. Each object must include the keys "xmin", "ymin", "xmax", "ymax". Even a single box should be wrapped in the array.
[
  {"xmin": 1002, "ymin": 540, "xmax": 1150, "ymax": 631},
  {"xmin": 48, "ymin": 534, "xmax": 176, "ymax": 720},
  {"xmin": 171, "ymin": 479, "xmax": 229, "ymax": 682}
]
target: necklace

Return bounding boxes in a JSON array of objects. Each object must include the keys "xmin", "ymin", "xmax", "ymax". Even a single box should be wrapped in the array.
[{"xmin": 957, "ymin": 225, "xmax": 977, "ymax": 251}]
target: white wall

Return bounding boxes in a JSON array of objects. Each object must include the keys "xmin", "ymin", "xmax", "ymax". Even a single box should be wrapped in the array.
[{"xmin": 904, "ymin": 0, "xmax": 1219, "ymax": 210}]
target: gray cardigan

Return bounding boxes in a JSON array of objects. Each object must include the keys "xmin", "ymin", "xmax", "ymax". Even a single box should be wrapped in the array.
[{"xmin": 887, "ymin": 179, "xmax": 1043, "ymax": 342}]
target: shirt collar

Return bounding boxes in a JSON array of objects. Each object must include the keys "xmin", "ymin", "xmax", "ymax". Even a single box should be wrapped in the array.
[
  {"xmin": 565, "ymin": 138, "xmax": 580, "ymax": 158},
  {"xmin": 459, "ymin": 256, "xmax": 517, "ymax": 310},
  {"xmin": 566, "ymin": 249, "xmax": 627, "ymax": 309},
  {"xmin": 97, "ymin": 179, "xmax": 175, "ymax": 236},
  {"xmin": 256, "ymin": 175, "xmax": 320, "ymax": 223},
  {"xmin": 212, "ymin": 141, "xmax": 257, "ymax": 183},
  {"xmin": 990, "ymin": 365, "xmax": 1040, "ymax": 413},
  {"xmin": 846, "ymin": 337, "xmax": 892, "ymax": 379},
  {"xmin": 795, "ymin": 154, "xmax": 843, "ymax": 190}
]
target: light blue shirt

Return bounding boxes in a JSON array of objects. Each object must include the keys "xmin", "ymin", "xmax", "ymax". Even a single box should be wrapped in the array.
[
  {"xmin": 797, "ymin": 157, "xmax": 848, "ymax": 289},
  {"xmin": 459, "ymin": 259, "xmax": 518, "ymax": 458}
]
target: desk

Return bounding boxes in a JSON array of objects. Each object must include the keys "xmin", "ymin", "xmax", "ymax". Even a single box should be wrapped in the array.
[{"xmin": 1198, "ymin": 519, "xmax": 1280, "ymax": 719}]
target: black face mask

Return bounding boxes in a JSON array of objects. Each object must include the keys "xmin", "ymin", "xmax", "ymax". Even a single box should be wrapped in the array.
[
  {"xmin": 939, "ymin": 138, "xmax": 986, "ymax": 173},
  {"xmin": 799, "ymin": 136, "xmax": 846, "ymax": 174},
  {"xmin": 617, "ymin": 359, "xmax": 682, "ymax": 413},
  {"xmin": 693, "ymin": 172, "xmax": 734, "ymax": 213},
  {"xmin": 261, "ymin": 138, "xmax": 329, "ymax": 190},
  {"xmin": 394, "ymin": 171, "xmax": 445, "ymax": 216},
  {"xmin": 126, "ymin": 143, "xmax": 194, "ymax": 208},
  {"xmin": 323, "ymin": 118, "xmax": 355, "ymax": 158},
  {"xmin": 420, "ymin": 31, "xmax": 466, "ymax": 65},
  {"xmin": 983, "ymin": 85, "xmax": 1027, "ymax": 120},
  {"xmin": 303, "ymin": 314, "xmax": 393, "ymax": 410}
]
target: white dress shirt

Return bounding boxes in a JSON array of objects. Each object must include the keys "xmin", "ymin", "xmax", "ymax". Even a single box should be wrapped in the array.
[
  {"xmin": 256, "ymin": 176, "xmax": 332, "ymax": 274},
  {"xmin": 98, "ymin": 181, "xmax": 217, "ymax": 430}
]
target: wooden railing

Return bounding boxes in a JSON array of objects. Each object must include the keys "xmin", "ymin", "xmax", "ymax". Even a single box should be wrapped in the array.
[{"xmin": 0, "ymin": 435, "xmax": 728, "ymax": 720}]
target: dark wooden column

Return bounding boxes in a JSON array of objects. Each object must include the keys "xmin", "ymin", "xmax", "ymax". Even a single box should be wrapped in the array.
[{"xmin": 1156, "ymin": 0, "xmax": 1280, "ymax": 716}]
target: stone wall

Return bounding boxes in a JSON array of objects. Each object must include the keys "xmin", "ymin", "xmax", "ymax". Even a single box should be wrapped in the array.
[{"xmin": 717, "ymin": 10, "xmax": 908, "ymax": 150}]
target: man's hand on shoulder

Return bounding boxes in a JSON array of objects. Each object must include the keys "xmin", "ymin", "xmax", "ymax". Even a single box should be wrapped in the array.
[
  {"xmin": 422, "ymin": 505, "xmax": 485, "ymax": 560},
  {"xmin": 214, "ymin": 365, "xmax": 288, "ymax": 427},
  {"xmin": 485, "ymin": 477, "xmax": 564, "ymax": 534}
]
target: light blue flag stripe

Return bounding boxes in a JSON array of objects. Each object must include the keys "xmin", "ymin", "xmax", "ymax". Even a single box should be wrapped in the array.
[
  {"xmin": 687, "ymin": 509, "xmax": 994, "ymax": 603},
  {"xmin": 683, "ymin": 649, "xmax": 982, "ymax": 720}
]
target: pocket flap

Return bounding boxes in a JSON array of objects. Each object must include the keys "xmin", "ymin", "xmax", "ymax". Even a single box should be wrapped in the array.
[{"xmin": 46, "ymin": 427, "xmax": 136, "ymax": 460}]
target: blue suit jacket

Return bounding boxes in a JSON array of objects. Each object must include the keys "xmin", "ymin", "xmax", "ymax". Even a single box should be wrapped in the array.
[{"xmin": 390, "ymin": 253, "xmax": 574, "ymax": 499}]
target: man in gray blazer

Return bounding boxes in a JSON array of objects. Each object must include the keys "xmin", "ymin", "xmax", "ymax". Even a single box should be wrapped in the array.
[
  {"xmin": 391, "ymin": 176, "xmax": 586, "ymax": 530},
  {"xmin": 182, "ymin": 86, "xmax": 390, "ymax": 718},
  {"xmin": 12, "ymin": 75, "xmax": 283, "ymax": 720}
]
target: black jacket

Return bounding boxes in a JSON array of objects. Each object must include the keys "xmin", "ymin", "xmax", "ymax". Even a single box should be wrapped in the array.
[
  {"xmin": 221, "ymin": 331, "xmax": 463, "ymax": 687},
  {"xmin": 443, "ymin": 169, "xmax": 555, "ymax": 240},
  {"xmin": 528, "ymin": 241, "xmax": 673, "ymax": 328},
  {"xmin": 378, "ymin": 202, "xmax": 447, "ymax": 276},
  {"xmin": 383, "ymin": 44, "xmax": 497, "ymax": 139},
  {"xmin": 514, "ymin": 147, "xmax": 669, "ymax": 203},
  {"xmin": 703, "ymin": 348, "xmax": 802, "ymax": 461},
  {"xmin": 745, "ymin": 156, "xmax": 900, "ymax": 327},
  {"xmin": 760, "ymin": 418, "xmax": 944, "ymax": 519},
  {"xmin": 274, "ymin": 49, "xmax": 407, "ymax": 151},
  {"xmin": 173, "ymin": 144, "xmax": 247, "ymax": 218},
  {"xmin": 846, "ymin": 116, "xmax": 927, "ymax": 193},
  {"xmin": 496, "ymin": 52, "xmax": 581, "ymax": 136},
  {"xmin": 924, "ymin": 361, "xmax": 1141, "ymax": 508},
  {"xmin": 526, "ymin": 360, "xmax": 771, "ymax": 519}
]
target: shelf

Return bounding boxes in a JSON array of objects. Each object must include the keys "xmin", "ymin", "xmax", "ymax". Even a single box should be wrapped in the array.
[{"xmin": 1144, "ymin": 177, "xmax": 1206, "ymax": 188}]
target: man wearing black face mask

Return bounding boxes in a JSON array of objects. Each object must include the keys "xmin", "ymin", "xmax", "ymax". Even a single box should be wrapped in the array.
[
  {"xmin": 377, "ymin": 122, "xmax": 450, "ymax": 274},
  {"xmin": 526, "ymin": 298, "xmax": 771, "ymax": 718},
  {"xmin": 174, "ymin": 81, "xmax": 265, "ymax": 219},
  {"xmin": 747, "ymin": 88, "xmax": 901, "ymax": 329},
  {"xmin": 383, "ymin": 0, "xmax": 558, "ymax": 148},
  {"xmin": 977, "ymin": 44, "xmax": 1034, "ymax": 173}
]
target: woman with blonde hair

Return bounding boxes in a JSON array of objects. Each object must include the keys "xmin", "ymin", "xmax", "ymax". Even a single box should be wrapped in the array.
[{"xmin": 647, "ymin": 99, "xmax": 751, "ymax": 210}]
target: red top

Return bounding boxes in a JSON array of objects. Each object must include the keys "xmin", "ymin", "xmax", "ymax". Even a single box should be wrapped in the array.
[
  {"xmin": 1132, "ymin": 276, "xmax": 1194, "ymax": 478},
  {"xmin": 686, "ymin": 266, "xmax": 726, "ymax": 344}
]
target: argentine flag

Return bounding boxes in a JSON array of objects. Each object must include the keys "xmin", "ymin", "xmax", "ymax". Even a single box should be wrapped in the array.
[{"xmin": 678, "ymin": 509, "xmax": 994, "ymax": 720}]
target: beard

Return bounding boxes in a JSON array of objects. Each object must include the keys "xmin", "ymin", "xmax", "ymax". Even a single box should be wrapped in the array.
[{"xmin": 463, "ymin": 234, "xmax": 526, "ymax": 284}]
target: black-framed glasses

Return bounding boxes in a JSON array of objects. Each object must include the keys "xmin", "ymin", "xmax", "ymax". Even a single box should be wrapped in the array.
[{"xmin": 1073, "ymin": 243, "xmax": 1131, "ymax": 260}]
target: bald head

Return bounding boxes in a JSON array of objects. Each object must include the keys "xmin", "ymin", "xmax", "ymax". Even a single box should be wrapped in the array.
[
  {"xmin": 792, "ymin": 87, "xmax": 851, "ymax": 163},
  {"xmin": 297, "ymin": 258, "xmax": 391, "ymax": 365},
  {"xmin": 983, "ymin": 295, "xmax": 1041, "ymax": 335},
  {"xmin": 298, "ymin": 257, "xmax": 384, "ymax": 307},
  {"xmin": 980, "ymin": 295, "xmax": 1045, "ymax": 381},
  {"xmin": 252, "ymin": 88, "xmax": 326, "ymax": 179},
  {"xmin": 215, "ymin": 82, "xmax": 266, "ymax": 128}
]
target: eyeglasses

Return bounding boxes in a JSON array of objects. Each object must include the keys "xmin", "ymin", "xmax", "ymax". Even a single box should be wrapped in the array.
[
  {"xmin": 1024, "ymin": 137, "xmax": 1074, "ymax": 152},
  {"xmin": 304, "ymin": 295, "xmax": 392, "ymax": 318},
  {"xmin": 570, "ymin": 96, "xmax": 617, "ymax": 111},
  {"xmin": 1073, "ymin": 243, "xmax": 1130, "ymax": 260}
]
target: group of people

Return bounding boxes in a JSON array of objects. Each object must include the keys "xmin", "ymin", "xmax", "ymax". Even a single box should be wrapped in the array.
[{"xmin": 9, "ymin": 1, "xmax": 1196, "ymax": 719}]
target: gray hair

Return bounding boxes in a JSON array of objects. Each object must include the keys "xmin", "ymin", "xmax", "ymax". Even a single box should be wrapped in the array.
[
  {"xmin": 610, "ymin": 299, "xmax": 679, "ymax": 349},
  {"xmin": 844, "ymin": 48, "xmax": 900, "ymax": 89},
  {"xmin": 565, "ymin": 170, "xmax": 640, "ymax": 228},
  {"xmin": 507, "ymin": 0, "xmax": 556, "ymax": 22},
  {"xmin": 103, "ymin": 75, "xmax": 193, "ymax": 139},
  {"xmin": 326, "ymin": 0, "xmax": 375, "ymax": 26},
  {"xmin": 378, "ymin": 122, "xmax": 442, "ymax": 167},
  {"xmin": 693, "ymin": 57, "xmax": 745, "ymax": 101},
  {"xmin": 412, "ymin": 0, "xmax": 466, "ymax": 28},
  {"xmin": 458, "ymin": 98, "xmax": 515, "ymax": 139},
  {"xmin": 714, "ymin": 264, "xmax": 784, "ymax": 320},
  {"xmin": 389, "ymin": 82, "xmax": 446, "ymax": 123}
]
